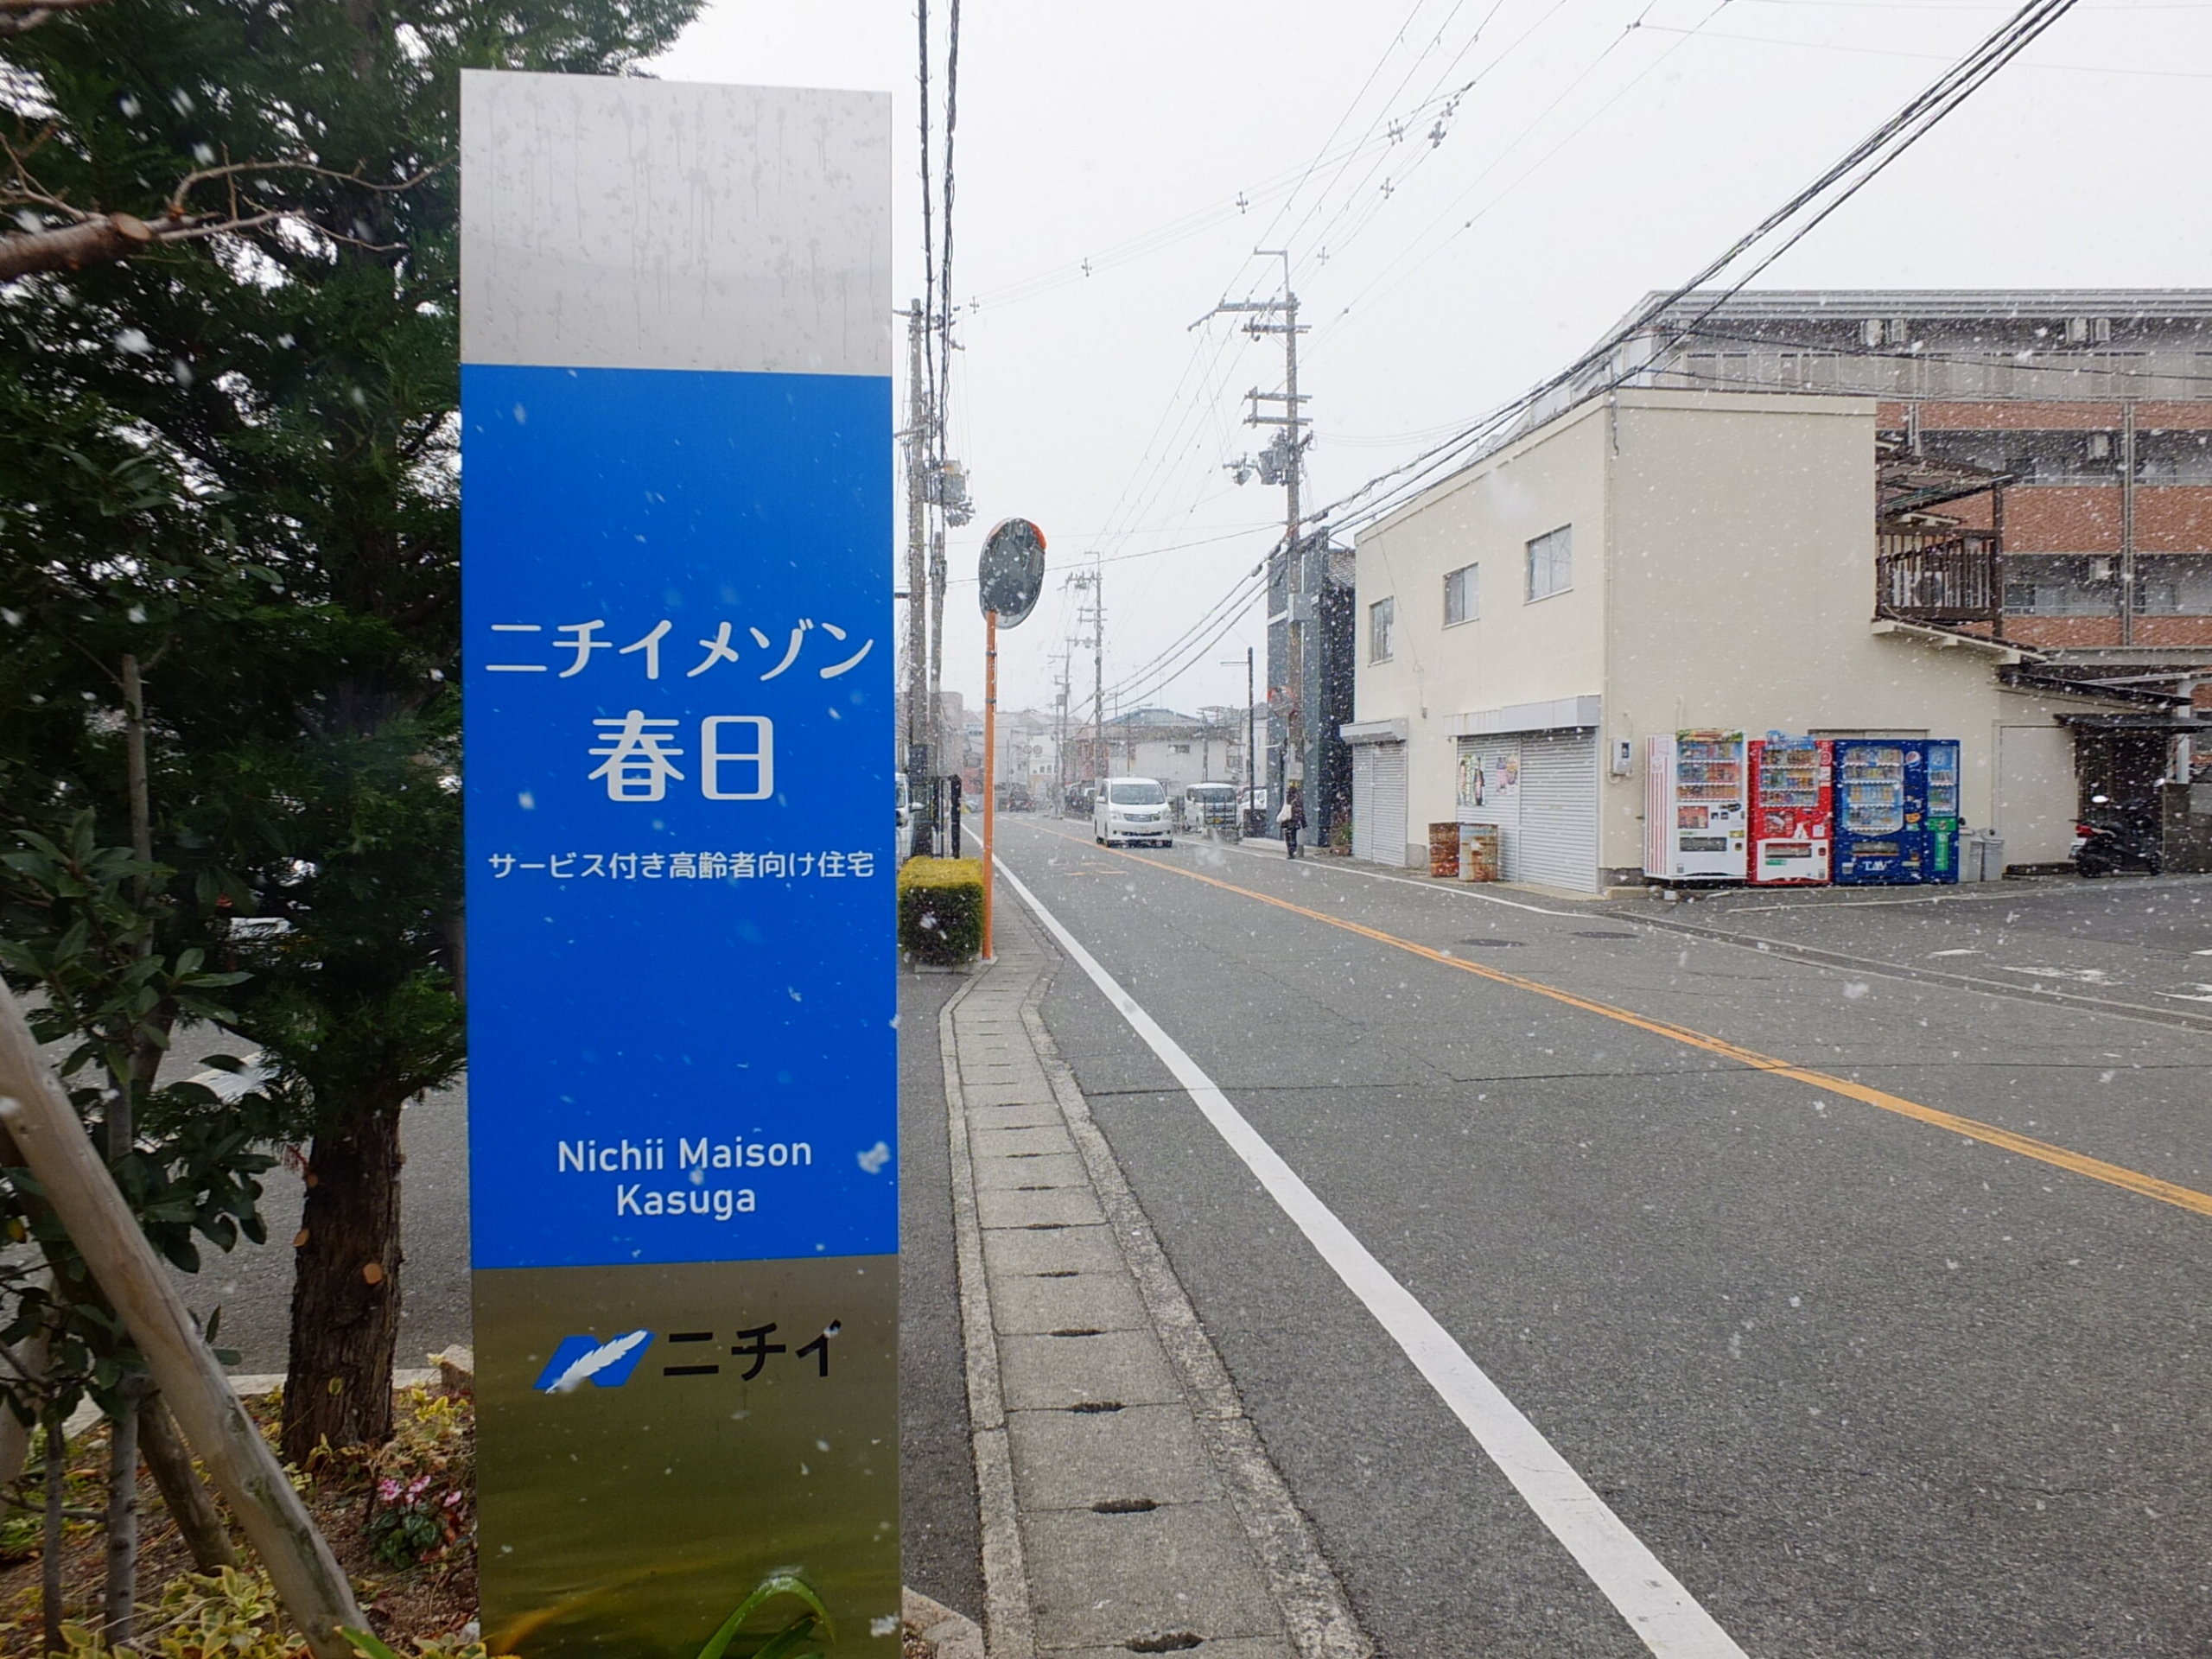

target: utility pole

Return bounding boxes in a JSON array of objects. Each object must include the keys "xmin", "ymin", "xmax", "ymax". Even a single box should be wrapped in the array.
[
  {"xmin": 928, "ymin": 523, "xmax": 948, "ymax": 845},
  {"xmin": 1092, "ymin": 572, "xmax": 1107, "ymax": 790},
  {"xmin": 1063, "ymin": 567, "xmax": 1104, "ymax": 799},
  {"xmin": 901, "ymin": 302, "xmax": 932, "ymax": 852},
  {"xmin": 1052, "ymin": 648, "xmax": 1072, "ymax": 812},
  {"xmin": 1199, "ymin": 250, "xmax": 1309, "ymax": 830},
  {"xmin": 1220, "ymin": 645, "xmax": 1255, "ymax": 832}
]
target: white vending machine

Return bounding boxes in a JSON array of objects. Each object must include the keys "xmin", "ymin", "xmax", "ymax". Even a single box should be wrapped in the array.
[{"xmin": 1643, "ymin": 730, "xmax": 1748, "ymax": 882}]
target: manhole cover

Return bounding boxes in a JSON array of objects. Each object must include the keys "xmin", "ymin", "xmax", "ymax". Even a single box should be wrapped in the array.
[
  {"xmin": 1459, "ymin": 938, "xmax": 1525, "ymax": 948},
  {"xmin": 1573, "ymin": 931, "xmax": 1639, "ymax": 940}
]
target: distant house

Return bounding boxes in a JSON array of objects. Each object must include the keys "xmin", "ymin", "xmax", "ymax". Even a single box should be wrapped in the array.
[{"xmin": 1095, "ymin": 706, "xmax": 1243, "ymax": 794}]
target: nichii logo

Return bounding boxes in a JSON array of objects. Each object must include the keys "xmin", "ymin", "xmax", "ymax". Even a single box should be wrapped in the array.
[{"xmin": 534, "ymin": 1330, "xmax": 655, "ymax": 1393}]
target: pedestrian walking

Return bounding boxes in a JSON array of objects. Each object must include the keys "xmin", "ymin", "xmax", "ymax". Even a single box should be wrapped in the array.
[{"xmin": 1278, "ymin": 784, "xmax": 1306, "ymax": 859}]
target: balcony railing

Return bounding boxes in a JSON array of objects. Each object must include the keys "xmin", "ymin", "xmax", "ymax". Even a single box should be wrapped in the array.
[{"xmin": 1876, "ymin": 530, "xmax": 2004, "ymax": 632}]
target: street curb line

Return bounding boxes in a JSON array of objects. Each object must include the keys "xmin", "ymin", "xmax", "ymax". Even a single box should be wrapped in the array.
[
  {"xmin": 938, "ymin": 957, "xmax": 1036, "ymax": 1659},
  {"xmin": 1010, "ymin": 903, "xmax": 1372, "ymax": 1659}
]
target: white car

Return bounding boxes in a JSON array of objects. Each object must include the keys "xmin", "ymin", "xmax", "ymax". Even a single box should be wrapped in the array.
[{"xmin": 1095, "ymin": 777, "xmax": 1173, "ymax": 847}]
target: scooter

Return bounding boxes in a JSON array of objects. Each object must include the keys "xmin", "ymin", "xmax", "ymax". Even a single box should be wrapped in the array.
[{"xmin": 2073, "ymin": 795, "xmax": 2163, "ymax": 878}]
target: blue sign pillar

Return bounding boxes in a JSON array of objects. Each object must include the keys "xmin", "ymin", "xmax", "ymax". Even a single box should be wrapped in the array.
[{"xmin": 459, "ymin": 72, "xmax": 895, "ymax": 1656}]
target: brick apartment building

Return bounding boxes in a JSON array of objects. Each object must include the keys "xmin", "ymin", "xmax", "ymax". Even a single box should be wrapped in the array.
[{"xmin": 1603, "ymin": 290, "xmax": 2212, "ymax": 677}]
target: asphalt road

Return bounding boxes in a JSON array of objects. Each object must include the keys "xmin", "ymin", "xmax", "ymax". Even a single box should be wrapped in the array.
[
  {"xmin": 1620, "ymin": 874, "xmax": 2212, "ymax": 1026},
  {"xmin": 148, "ymin": 1021, "xmax": 471, "ymax": 1380},
  {"xmin": 995, "ymin": 815, "xmax": 2212, "ymax": 1659}
]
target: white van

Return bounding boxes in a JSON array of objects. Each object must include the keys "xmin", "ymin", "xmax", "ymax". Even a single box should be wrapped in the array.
[{"xmin": 1094, "ymin": 777, "xmax": 1173, "ymax": 847}]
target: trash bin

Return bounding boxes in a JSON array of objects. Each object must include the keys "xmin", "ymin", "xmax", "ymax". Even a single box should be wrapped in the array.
[
  {"xmin": 1428, "ymin": 822, "xmax": 1461, "ymax": 878},
  {"xmin": 1962, "ymin": 830, "xmax": 2005, "ymax": 881},
  {"xmin": 1459, "ymin": 824, "xmax": 1501, "ymax": 881}
]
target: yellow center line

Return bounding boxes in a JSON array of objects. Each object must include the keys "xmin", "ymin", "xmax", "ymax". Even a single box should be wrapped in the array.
[{"xmin": 1016, "ymin": 823, "xmax": 2212, "ymax": 1223}]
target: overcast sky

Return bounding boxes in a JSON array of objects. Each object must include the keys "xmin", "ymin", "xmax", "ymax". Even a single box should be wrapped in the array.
[{"xmin": 650, "ymin": 0, "xmax": 2212, "ymax": 722}]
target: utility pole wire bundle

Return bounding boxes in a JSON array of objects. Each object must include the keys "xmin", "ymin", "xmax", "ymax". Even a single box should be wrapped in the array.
[{"xmin": 1311, "ymin": 0, "xmax": 2082, "ymax": 540}]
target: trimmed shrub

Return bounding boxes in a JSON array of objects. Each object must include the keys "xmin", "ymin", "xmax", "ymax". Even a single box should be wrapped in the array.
[{"xmin": 897, "ymin": 857, "xmax": 985, "ymax": 964}]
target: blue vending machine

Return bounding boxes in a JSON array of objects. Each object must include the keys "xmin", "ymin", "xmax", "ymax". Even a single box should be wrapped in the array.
[{"xmin": 1833, "ymin": 739, "xmax": 1961, "ymax": 885}]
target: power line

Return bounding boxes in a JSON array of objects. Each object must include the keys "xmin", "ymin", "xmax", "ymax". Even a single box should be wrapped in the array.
[
  {"xmin": 1282, "ymin": 0, "xmax": 1570, "ymax": 293},
  {"xmin": 1103, "ymin": 563, "xmax": 1271, "ymax": 701},
  {"xmin": 1309, "ymin": 0, "xmax": 2088, "ymax": 539},
  {"xmin": 1057, "ymin": 3, "xmax": 1516, "ymax": 593},
  {"xmin": 940, "ymin": 0, "xmax": 963, "ymax": 400},
  {"xmin": 1106, "ymin": 575, "xmax": 1272, "ymax": 713},
  {"xmin": 1316, "ymin": 0, "xmax": 1728, "ymax": 349},
  {"xmin": 1088, "ymin": 0, "xmax": 1634, "ymax": 607},
  {"xmin": 1638, "ymin": 18, "xmax": 2212, "ymax": 75},
  {"xmin": 947, "ymin": 521, "xmax": 1283, "ymax": 588},
  {"xmin": 917, "ymin": 0, "xmax": 937, "ymax": 474}
]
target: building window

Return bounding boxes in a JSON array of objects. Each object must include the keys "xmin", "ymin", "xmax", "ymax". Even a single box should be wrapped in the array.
[
  {"xmin": 1369, "ymin": 597, "xmax": 1395, "ymax": 663},
  {"xmin": 2005, "ymin": 555, "xmax": 2116, "ymax": 616},
  {"xmin": 1443, "ymin": 563, "xmax": 1478, "ymax": 627},
  {"xmin": 1526, "ymin": 525, "xmax": 1572, "ymax": 601}
]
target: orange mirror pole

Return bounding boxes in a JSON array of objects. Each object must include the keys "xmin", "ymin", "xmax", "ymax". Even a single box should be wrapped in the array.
[{"xmin": 983, "ymin": 608, "xmax": 998, "ymax": 960}]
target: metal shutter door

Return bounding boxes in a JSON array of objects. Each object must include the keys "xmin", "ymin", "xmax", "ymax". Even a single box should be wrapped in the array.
[
  {"xmin": 1370, "ymin": 742, "xmax": 1408, "ymax": 867},
  {"xmin": 1352, "ymin": 746, "xmax": 1378, "ymax": 862},
  {"xmin": 1517, "ymin": 731, "xmax": 1599, "ymax": 891}
]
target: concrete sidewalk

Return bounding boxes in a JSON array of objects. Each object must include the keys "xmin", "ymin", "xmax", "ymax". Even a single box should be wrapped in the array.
[{"xmin": 938, "ymin": 895, "xmax": 1368, "ymax": 1659}]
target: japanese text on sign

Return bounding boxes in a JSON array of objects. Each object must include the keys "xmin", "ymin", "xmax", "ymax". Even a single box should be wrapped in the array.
[{"xmin": 485, "ymin": 619, "xmax": 874, "ymax": 681}]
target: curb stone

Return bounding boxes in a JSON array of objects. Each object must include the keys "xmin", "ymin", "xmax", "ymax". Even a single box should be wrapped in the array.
[
  {"xmin": 1017, "ymin": 980, "xmax": 1369, "ymax": 1659},
  {"xmin": 906, "ymin": 1587, "xmax": 987, "ymax": 1659},
  {"xmin": 939, "ymin": 954, "xmax": 1037, "ymax": 1659},
  {"xmin": 942, "ymin": 888, "xmax": 1370, "ymax": 1659}
]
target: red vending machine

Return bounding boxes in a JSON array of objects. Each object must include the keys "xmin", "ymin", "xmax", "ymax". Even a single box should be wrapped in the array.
[{"xmin": 1748, "ymin": 735, "xmax": 1833, "ymax": 885}]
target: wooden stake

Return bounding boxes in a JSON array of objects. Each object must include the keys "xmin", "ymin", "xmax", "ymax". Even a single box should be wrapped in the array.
[{"xmin": 0, "ymin": 982, "xmax": 366, "ymax": 1659}]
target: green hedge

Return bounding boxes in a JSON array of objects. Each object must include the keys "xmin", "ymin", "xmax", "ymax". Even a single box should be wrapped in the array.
[{"xmin": 897, "ymin": 857, "xmax": 985, "ymax": 964}]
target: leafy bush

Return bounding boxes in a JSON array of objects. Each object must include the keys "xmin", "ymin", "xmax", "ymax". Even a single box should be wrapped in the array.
[
  {"xmin": 48, "ymin": 1567, "xmax": 489, "ymax": 1658},
  {"xmin": 56, "ymin": 1567, "xmax": 304, "ymax": 1657},
  {"xmin": 896, "ymin": 858, "xmax": 984, "ymax": 965},
  {"xmin": 358, "ymin": 1388, "xmax": 474, "ymax": 1568}
]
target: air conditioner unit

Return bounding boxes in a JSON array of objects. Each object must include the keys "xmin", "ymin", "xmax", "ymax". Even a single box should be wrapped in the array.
[
  {"xmin": 2086, "ymin": 557, "xmax": 2114, "ymax": 582},
  {"xmin": 2086, "ymin": 433, "xmax": 2112, "ymax": 461}
]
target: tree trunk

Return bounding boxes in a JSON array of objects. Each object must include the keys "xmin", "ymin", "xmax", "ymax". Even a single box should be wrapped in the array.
[
  {"xmin": 103, "ymin": 1382, "xmax": 142, "ymax": 1643},
  {"xmin": 41, "ymin": 1414, "xmax": 65, "ymax": 1653},
  {"xmin": 279, "ymin": 1106, "xmax": 404, "ymax": 1465}
]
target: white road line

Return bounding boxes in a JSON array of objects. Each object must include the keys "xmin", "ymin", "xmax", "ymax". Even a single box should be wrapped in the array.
[{"xmin": 997, "ymin": 855, "xmax": 1751, "ymax": 1659}]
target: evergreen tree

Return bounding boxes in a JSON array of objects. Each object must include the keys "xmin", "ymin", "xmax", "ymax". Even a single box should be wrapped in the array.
[{"xmin": 2, "ymin": 0, "xmax": 699, "ymax": 1462}]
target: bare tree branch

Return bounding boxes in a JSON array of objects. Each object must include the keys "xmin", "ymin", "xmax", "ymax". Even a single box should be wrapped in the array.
[
  {"xmin": 163, "ymin": 158, "xmax": 440, "ymax": 221},
  {"xmin": 0, "ymin": 212, "xmax": 164, "ymax": 281},
  {"xmin": 0, "ymin": 161, "xmax": 441, "ymax": 282},
  {"xmin": 0, "ymin": 0, "xmax": 111, "ymax": 38}
]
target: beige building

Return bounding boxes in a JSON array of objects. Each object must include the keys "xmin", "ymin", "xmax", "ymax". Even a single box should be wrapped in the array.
[{"xmin": 1348, "ymin": 388, "xmax": 2147, "ymax": 890}]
